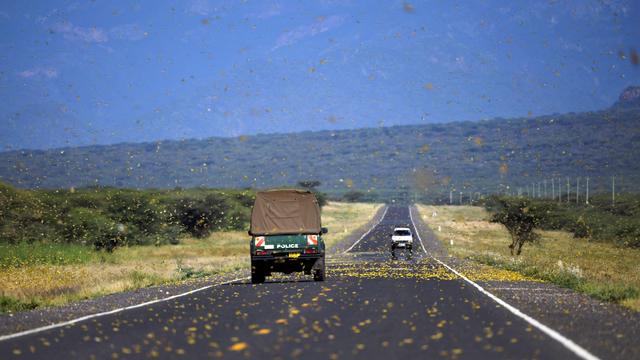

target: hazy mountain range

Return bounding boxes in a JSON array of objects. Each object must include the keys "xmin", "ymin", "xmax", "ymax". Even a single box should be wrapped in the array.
[{"xmin": 1, "ymin": 87, "xmax": 639, "ymax": 201}]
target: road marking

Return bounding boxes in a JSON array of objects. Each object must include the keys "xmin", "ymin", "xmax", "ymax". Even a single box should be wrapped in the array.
[
  {"xmin": 343, "ymin": 205, "xmax": 388, "ymax": 254},
  {"xmin": 0, "ymin": 276, "xmax": 250, "ymax": 342},
  {"xmin": 408, "ymin": 205, "xmax": 600, "ymax": 360}
]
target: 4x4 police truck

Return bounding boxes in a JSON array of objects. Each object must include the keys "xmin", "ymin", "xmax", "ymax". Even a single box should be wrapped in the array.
[{"xmin": 248, "ymin": 189, "xmax": 327, "ymax": 284}]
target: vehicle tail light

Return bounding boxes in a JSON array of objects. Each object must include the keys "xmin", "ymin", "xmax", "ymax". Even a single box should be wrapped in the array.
[
  {"xmin": 304, "ymin": 248, "xmax": 318, "ymax": 254},
  {"xmin": 255, "ymin": 250, "xmax": 268, "ymax": 256}
]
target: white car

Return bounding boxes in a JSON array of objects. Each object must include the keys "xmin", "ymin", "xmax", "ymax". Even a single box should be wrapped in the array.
[{"xmin": 391, "ymin": 227, "xmax": 413, "ymax": 258}]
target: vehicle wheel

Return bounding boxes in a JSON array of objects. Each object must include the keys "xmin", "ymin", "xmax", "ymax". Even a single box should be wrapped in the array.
[
  {"xmin": 313, "ymin": 259, "xmax": 325, "ymax": 281},
  {"xmin": 251, "ymin": 264, "xmax": 265, "ymax": 284}
]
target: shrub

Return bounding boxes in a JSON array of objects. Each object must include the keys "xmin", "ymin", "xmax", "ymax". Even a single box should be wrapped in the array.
[
  {"xmin": 170, "ymin": 193, "xmax": 233, "ymax": 237},
  {"xmin": 106, "ymin": 192, "xmax": 166, "ymax": 234},
  {"xmin": 613, "ymin": 218, "xmax": 640, "ymax": 248},
  {"xmin": 63, "ymin": 208, "xmax": 120, "ymax": 251},
  {"xmin": 571, "ymin": 216, "xmax": 591, "ymax": 238}
]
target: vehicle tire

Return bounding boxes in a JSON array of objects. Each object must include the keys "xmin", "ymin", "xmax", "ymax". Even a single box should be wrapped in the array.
[
  {"xmin": 251, "ymin": 264, "xmax": 265, "ymax": 284},
  {"xmin": 313, "ymin": 259, "xmax": 325, "ymax": 281}
]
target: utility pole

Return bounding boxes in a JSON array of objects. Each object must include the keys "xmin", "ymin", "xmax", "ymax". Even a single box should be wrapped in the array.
[
  {"xmin": 544, "ymin": 179, "xmax": 547, "ymax": 198},
  {"xmin": 576, "ymin": 177, "xmax": 580, "ymax": 204},
  {"xmin": 566, "ymin": 177, "xmax": 570, "ymax": 203},
  {"xmin": 551, "ymin": 178, "xmax": 555, "ymax": 200},
  {"xmin": 586, "ymin": 177, "xmax": 590, "ymax": 205},
  {"xmin": 469, "ymin": 191, "xmax": 472, "ymax": 205},
  {"xmin": 612, "ymin": 176, "xmax": 616, "ymax": 206},
  {"xmin": 539, "ymin": 182, "xmax": 542, "ymax": 198},
  {"xmin": 559, "ymin": 178, "xmax": 562, "ymax": 202},
  {"xmin": 449, "ymin": 189, "xmax": 453, "ymax": 205}
]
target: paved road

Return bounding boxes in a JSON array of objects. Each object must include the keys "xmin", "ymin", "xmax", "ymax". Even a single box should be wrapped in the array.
[{"xmin": 1, "ymin": 206, "xmax": 589, "ymax": 359}]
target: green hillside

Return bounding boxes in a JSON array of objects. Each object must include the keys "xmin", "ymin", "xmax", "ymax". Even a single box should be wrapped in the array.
[{"xmin": 1, "ymin": 106, "xmax": 639, "ymax": 202}]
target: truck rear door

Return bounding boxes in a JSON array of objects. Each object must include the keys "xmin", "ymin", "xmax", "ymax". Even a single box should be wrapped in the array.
[{"xmin": 252, "ymin": 234, "xmax": 322, "ymax": 257}]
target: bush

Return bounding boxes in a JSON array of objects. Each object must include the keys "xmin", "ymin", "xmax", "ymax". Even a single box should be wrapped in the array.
[
  {"xmin": 0, "ymin": 183, "xmax": 60, "ymax": 244},
  {"xmin": 63, "ymin": 208, "xmax": 120, "ymax": 251},
  {"xmin": 613, "ymin": 218, "xmax": 640, "ymax": 248},
  {"xmin": 106, "ymin": 192, "xmax": 165, "ymax": 234},
  {"xmin": 571, "ymin": 216, "xmax": 591, "ymax": 238},
  {"xmin": 170, "ymin": 193, "xmax": 233, "ymax": 237}
]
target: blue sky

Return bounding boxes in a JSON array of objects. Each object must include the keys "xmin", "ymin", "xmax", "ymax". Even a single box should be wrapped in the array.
[{"xmin": 1, "ymin": 0, "xmax": 639, "ymax": 150}]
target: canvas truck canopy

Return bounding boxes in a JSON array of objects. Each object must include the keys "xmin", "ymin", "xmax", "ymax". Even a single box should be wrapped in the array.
[{"xmin": 250, "ymin": 189, "xmax": 321, "ymax": 236}]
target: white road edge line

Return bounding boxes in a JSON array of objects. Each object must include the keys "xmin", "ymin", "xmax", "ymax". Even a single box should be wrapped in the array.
[
  {"xmin": 408, "ymin": 205, "xmax": 600, "ymax": 360},
  {"xmin": 0, "ymin": 276, "xmax": 251, "ymax": 342},
  {"xmin": 343, "ymin": 205, "xmax": 388, "ymax": 254}
]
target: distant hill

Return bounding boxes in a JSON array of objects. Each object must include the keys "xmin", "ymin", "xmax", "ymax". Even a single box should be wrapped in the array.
[
  {"xmin": 1, "ymin": 95, "xmax": 639, "ymax": 202},
  {"xmin": 612, "ymin": 86, "xmax": 640, "ymax": 109}
]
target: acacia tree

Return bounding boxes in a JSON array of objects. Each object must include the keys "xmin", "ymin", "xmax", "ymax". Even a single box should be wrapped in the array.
[
  {"xmin": 343, "ymin": 190, "xmax": 365, "ymax": 202},
  {"xmin": 297, "ymin": 180, "xmax": 327, "ymax": 207},
  {"xmin": 297, "ymin": 180, "xmax": 321, "ymax": 190},
  {"xmin": 489, "ymin": 197, "xmax": 539, "ymax": 255}
]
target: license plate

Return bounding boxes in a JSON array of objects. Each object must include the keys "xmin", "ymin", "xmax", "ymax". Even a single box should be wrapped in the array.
[
  {"xmin": 397, "ymin": 243, "xmax": 406, "ymax": 248},
  {"xmin": 288, "ymin": 252, "xmax": 301, "ymax": 258}
]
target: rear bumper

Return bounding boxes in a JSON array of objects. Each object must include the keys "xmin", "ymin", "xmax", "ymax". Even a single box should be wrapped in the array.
[
  {"xmin": 391, "ymin": 242, "xmax": 413, "ymax": 249},
  {"xmin": 251, "ymin": 253, "xmax": 324, "ymax": 261},
  {"xmin": 251, "ymin": 253, "xmax": 324, "ymax": 275}
]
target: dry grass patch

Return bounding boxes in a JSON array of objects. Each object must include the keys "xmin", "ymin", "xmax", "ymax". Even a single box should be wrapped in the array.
[{"xmin": 418, "ymin": 205, "xmax": 640, "ymax": 311}]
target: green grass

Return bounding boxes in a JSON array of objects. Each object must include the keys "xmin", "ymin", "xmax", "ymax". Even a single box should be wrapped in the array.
[
  {"xmin": 0, "ymin": 242, "xmax": 98, "ymax": 268},
  {"xmin": 0, "ymin": 296, "xmax": 40, "ymax": 314}
]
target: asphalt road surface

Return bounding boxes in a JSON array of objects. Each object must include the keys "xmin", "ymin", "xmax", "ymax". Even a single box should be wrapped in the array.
[{"xmin": 0, "ymin": 206, "xmax": 594, "ymax": 359}]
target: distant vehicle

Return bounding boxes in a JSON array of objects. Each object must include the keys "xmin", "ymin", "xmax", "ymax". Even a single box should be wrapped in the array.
[
  {"xmin": 249, "ymin": 189, "xmax": 328, "ymax": 284},
  {"xmin": 391, "ymin": 227, "xmax": 413, "ymax": 258}
]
